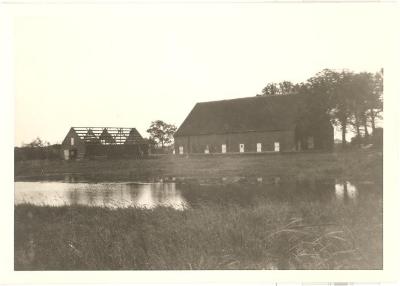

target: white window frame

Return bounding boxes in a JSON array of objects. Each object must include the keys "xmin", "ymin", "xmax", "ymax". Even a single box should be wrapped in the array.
[
  {"xmin": 256, "ymin": 143, "xmax": 262, "ymax": 152},
  {"xmin": 221, "ymin": 144, "xmax": 227, "ymax": 153},
  {"xmin": 274, "ymin": 142, "xmax": 280, "ymax": 152},
  {"xmin": 179, "ymin": 146, "xmax": 184, "ymax": 155},
  {"xmin": 71, "ymin": 137, "xmax": 74, "ymax": 146},
  {"xmin": 239, "ymin": 143, "xmax": 245, "ymax": 153}
]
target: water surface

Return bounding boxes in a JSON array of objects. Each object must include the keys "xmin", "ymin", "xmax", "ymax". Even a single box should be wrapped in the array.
[{"xmin": 14, "ymin": 176, "xmax": 381, "ymax": 210}]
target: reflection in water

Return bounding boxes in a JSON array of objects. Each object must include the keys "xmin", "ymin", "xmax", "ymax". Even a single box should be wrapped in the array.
[
  {"xmin": 15, "ymin": 177, "xmax": 377, "ymax": 210},
  {"xmin": 15, "ymin": 182, "xmax": 187, "ymax": 210},
  {"xmin": 335, "ymin": 181, "xmax": 358, "ymax": 201}
]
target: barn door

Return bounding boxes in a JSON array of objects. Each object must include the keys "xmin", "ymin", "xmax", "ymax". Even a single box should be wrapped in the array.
[{"xmin": 64, "ymin": 149, "xmax": 70, "ymax": 160}]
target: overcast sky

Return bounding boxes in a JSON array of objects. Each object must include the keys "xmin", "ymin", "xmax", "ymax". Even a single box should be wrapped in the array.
[{"xmin": 13, "ymin": 3, "xmax": 393, "ymax": 146}]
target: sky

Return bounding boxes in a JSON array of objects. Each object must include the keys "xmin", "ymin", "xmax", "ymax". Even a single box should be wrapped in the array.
[{"xmin": 12, "ymin": 3, "xmax": 393, "ymax": 146}]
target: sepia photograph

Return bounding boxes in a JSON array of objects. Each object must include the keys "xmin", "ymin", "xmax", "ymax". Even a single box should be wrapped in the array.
[{"xmin": 1, "ymin": 0, "xmax": 399, "ymax": 282}]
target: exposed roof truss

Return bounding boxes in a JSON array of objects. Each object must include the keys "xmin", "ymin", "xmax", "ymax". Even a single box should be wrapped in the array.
[{"xmin": 71, "ymin": 127, "xmax": 145, "ymax": 145}]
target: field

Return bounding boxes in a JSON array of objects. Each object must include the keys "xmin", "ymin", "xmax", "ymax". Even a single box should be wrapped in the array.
[
  {"xmin": 14, "ymin": 149, "xmax": 383, "ymax": 270},
  {"xmin": 15, "ymin": 149, "xmax": 382, "ymax": 182}
]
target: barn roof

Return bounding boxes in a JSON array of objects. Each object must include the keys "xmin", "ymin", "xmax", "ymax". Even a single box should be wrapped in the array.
[
  {"xmin": 175, "ymin": 95, "xmax": 306, "ymax": 136},
  {"xmin": 69, "ymin": 127, "xmax": 146, "ymax": 145}
]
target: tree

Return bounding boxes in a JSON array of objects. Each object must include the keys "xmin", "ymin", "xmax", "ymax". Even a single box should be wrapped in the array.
[
  {"xmin": 278, "ymin": 81, "xmax": 295, "ymax": 94},
  {"xmin": 146, "ymin": 120, "xmax": 177, "ymax": 148},
  {"xmin": 23, "ymin": 137, "xmax": 50, "ymax": 148},
  {"xmin": 261, "ymin": 83, "xmax": 279, "ymax": 95},
  {"xmin": 347, "ymin": 72, "xmax": 374, "ymax": 142},
  {"xmin": 328, "ymin": 71, "xmax": 355, "ymax": 147},
  {"xmin": 257, "ymin": 68, "xmax": 383, "ymax": 147},
  {"xmin": 305, "ymin": 69, "xmax": 337, "ymax": 116},
  {"xmin": 306, "ymin": 69, "xmax": 359, "ymax": 147},
  {"xmin": 366, "ymin": 69, "xmax": 383, "ymax": 133},
  {"xmin": 259, "ymin": 81, "xmax": 296, "ymax": 96}
]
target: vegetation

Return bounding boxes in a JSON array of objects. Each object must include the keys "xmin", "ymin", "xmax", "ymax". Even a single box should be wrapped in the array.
[
  {"xmin": 14, "ymin": 144, "xmax": 61, "ymax": 161},
  {"xmin": 146, "ymin": 120, "xmax": 177, "ymax": 149},
  {"xmin": 14, "ymin": 137, "xmax": 60, "ymax": 161},
  {"xmin": 22, "ymin": 137, "xmax": 51, "ymax": 148},
  {"xmin": 14, "ymin": 149, "xmax": 382, "ymax": 270},
  {"xmin": 15, "ymin": 149, "xmax": 382, "ymax": 183},
  {"xmin": 15, "ymin": 192, "xmax": 382, "ymax": 270},
  {"xmin": 257, "ymin": 69, "xmax": 383, "ymax": 146}
]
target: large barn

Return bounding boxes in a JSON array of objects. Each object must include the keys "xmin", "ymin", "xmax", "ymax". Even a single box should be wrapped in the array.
[
  {"xmin": 174, "ymin": 95, "xmax": 333, "ymax": 154},
  {"xmin": 61, "ymin": 127, "xmax": 148, "ymax": 160}
]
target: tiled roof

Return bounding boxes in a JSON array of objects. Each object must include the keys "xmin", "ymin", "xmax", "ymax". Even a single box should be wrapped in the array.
[{"xmin": 175, "ymin": 95, "xmax": 306, "ymax": 136}]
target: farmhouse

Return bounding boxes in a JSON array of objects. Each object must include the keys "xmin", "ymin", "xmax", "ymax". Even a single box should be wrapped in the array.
[
  {"xmin": 61, "ymin": 127, "xmax": 148, "ymax": 160},
  {"xmin": 174, "ymin": 95, "xmax": 333, "ymax": 154}
]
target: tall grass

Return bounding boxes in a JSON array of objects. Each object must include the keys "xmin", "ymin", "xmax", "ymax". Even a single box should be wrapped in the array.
[{"xmin": 15, "ymin": 196, "xmax": 382, "ymax": 270}]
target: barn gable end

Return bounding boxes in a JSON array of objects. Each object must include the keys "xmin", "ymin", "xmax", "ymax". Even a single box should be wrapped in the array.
[
  {"xmin": 99, "ymin": 128, "xmax": 116, "ymax": 145},
  {"xmin": 125, "ymin": 128, "xmax": 146, "ymax": 145}
]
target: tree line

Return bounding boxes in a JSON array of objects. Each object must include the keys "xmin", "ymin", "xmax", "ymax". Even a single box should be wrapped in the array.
[
  {"xmin": 15, "ymin": 138, "xmax": 61, "ymax": 161},
  {"xmin": 257, "ymin": 68, "xmax": 383, "ymax": 146}
]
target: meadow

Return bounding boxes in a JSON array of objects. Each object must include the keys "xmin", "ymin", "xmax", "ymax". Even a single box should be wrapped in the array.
[{"xmin": 14, "ymin": 149, "xmax": 382, "ymax": 182}]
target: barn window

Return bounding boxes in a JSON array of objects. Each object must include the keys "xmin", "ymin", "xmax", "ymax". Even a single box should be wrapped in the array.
[
  {"xmin": 204, "ymin": 145, "xmax": 210, "ymax": 154},
  {"xmin": 101, "ymin": 139, "xmax": 106, "ymax": 145},
  {"xmin": 221, "ymin": 144, "xmax": 226, "ymax": 153},
  {"xmin": 71, "ymin": 137, "xmax": 74, "ymax": 146},
  {"xmin": 179, "ymin": 146, "xmax": 183, "ymax": 154},
  {"xmin": 239, "ymin": 144, "xmax": 244, "ymax": 153},
  {"xmin": 257, "ymin": 143, "xmax": 262, "ymax": 152},
  {"xmin": 274, "ymin": 142, "xmax": 280, "ymax": 152},
  {"xmin": 307, "ymin": 136, "xmax": 314, "ymax": 149}
]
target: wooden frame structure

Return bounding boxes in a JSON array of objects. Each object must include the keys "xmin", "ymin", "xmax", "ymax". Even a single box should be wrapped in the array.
[
  {"xmin": 61, "ymin": 127, "xmax": 148, "ymax": 160},
  {"xmin": 71, "ymin": 127, "xmax": 145, "ymax": 145}
]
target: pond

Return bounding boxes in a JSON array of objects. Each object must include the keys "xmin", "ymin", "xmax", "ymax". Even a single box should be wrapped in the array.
[{"xmin": 14, "ymin": 176, "xmax": 381, "ymax": 210}]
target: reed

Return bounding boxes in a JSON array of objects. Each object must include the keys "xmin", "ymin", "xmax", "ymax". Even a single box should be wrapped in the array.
[{"xmin": 15, "ymin": 195, "xmax": 382, "ymax": 270}]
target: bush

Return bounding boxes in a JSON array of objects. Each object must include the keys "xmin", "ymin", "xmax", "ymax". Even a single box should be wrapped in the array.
[{"xmin": 14, "ymin": 144, "xmax": 62, "ymax": 161}]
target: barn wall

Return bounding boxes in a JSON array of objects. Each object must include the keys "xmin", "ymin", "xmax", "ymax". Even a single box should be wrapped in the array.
[
  {"xmin": 294, "ymin": 117, "xmax": 334, "ymax": 151},
  {"xmin": 174, "ymin": 130, "xmax": 296, "ymax": 154},
  {"xmin": 85, "ymin": 144, "xmax": 148, "ymax": 159},
  {"xmin": 61, "ymin": 129, "xmax": 86, "ymax": 159}
]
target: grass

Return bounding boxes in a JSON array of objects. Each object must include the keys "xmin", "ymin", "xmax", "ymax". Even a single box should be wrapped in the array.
[
  {"xmin": 14, "ymin": 149, "xmax": 383, "ymax": 270},
  {"xmin": 15, "ymin": 195, "xmax": 382, "ymax": 270},
  {"xmin": 14, "ymin": 149, "xmax": 382, "ymax": 182}
]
